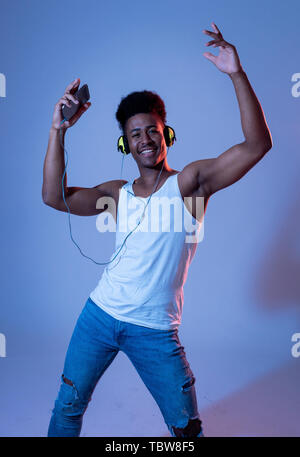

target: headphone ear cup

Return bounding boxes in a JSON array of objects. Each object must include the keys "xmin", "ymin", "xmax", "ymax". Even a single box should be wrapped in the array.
[
  {"xmin": 163, "ymin": 127, "xmax": 170, "ymax": 147},
  {"xmin": 124, "ymin": 135, "xmax": 130, "ymax": 155},
  {"xmin": 117, "ymin": 135, "xmax": 131, "ymax": 155},
  {"xmin": 164, "ymin": 126, "xmax": 176, "ymax": 147}
]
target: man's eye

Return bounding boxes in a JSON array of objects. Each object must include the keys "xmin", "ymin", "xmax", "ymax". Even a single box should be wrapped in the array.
[{"xmin": 132, "ymin": 129, "xmax": 157, "ymax": 138}]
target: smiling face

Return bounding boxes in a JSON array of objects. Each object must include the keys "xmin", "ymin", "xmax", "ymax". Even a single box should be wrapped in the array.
[{"xmin": 124, "ymin": 112, "xmax": 167, "ymax": 169}]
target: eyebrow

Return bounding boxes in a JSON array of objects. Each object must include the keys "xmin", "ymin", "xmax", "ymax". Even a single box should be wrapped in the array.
[{"xmin": 130, "ymin": 124, "xmax": 158, "ymax": 134}]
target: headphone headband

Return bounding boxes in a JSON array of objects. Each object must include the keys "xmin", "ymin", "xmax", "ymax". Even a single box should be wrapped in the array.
[{"xmin": 117, "ymin": 125, "xmax": 176, "ymax": 155}]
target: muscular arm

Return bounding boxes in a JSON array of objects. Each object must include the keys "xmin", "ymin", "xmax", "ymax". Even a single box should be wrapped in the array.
[
  {"xmin": 42, "ymin": 127, "xmax": 102, "ymax": 215},
  {"xmin": 42, "ymin": 78, "xmax": 118, "ymax": 217},
  {"xmin": 201, "ymin": 70, "xmax": 272, "ymax": 197},
  {"xmin": 42, "ymin": 128, "xmax": 121, "ymax": 217},
  {"xmin": 42, "ymin": 127, "xmax": 67, "ymax": 206},
  {"xmin": 181, "ymin": 23, "xmax": 272, "ymax": 198}
]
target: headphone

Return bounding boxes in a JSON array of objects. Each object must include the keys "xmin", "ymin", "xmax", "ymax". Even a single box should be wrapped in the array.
[{"xmin": 117, "ymin": 125, "xmax": 176, "ymax": 155}]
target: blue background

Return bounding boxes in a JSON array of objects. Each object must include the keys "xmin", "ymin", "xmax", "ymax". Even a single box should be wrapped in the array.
[{"xmin": 0, "ymin": 0, "xmax": 299, "ymax": 436}]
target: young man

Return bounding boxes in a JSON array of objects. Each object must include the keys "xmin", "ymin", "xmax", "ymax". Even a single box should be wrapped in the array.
[{"xmin": 43, "ymin": 23, "xmax": 272, "ymax": 437}]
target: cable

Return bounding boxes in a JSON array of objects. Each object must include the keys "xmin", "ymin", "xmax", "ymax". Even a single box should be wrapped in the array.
[{"xmin": 59, "ymin": 119, "xmax": 169, "ymax": 266}]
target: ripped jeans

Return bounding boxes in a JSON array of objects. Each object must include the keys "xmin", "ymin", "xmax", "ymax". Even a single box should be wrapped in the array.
[{"xmin": 48, "ymin": 297, "xmax": 204, "ymax": 437}]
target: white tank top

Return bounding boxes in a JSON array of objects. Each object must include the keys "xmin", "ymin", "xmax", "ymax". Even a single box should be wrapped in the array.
[{"xmin": 89, "ymin": 172, "xmax": 203, "ymax": 330}]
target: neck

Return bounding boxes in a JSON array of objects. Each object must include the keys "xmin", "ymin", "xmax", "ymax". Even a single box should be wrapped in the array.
[{"xmin": 135, "ymin": 160, "xmax": 174, "ymax": 186}]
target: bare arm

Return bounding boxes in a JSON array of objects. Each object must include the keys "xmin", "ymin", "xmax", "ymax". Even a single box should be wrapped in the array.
[
  {"xmin": 197, "ymin": 69, "xmax": 272, "ymax": 197},
  {"xmin": 42, "ymin": 126, "xmax": 68, "ymax": 206},
  {"xmin": 181, "ymin": 22, "xmax": 272, "ymax": 198},
  {"xmin": 42, "ymin": 127, "xmax": 110, "ymax": 216},
  {"xmin": 42, "ymin": 78, "xmax": 116, "ymax": 216}
]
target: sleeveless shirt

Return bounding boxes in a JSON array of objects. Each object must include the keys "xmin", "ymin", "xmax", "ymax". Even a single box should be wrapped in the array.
[{"xmin": 89, "ymin": 172, "xmax": 203, "ymax": 330}]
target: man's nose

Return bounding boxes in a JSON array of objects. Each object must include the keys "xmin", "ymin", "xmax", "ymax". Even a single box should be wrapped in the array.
[{"xmin": 141, "ymin": 131, "xmax": 154, "ymax": 145}]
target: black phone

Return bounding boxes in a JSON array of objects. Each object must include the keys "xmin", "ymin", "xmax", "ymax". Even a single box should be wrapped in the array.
[{"xmin": 62, "ymin": 84, "xmax": 90, "ymax": 121}]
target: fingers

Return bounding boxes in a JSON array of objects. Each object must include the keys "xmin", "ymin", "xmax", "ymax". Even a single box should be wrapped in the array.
[
  {"xmin": 203, "ymin": 52, "xmax": 217, "ymax": 63},
  {"xmin": 211, "ymin": 22, "xmax": 220, "ymax": 33},
  {"xmin": 53, "ymin": 79, "xmax": 89, "ymax": 129},
  {"xmin": 55, "ymin": 78, "xmax": 81, "ymax": 108},
  {"xmin": 203, "ymin": 29, "xmax": 222, "ymax": 38},
  {"xmin": 65, "ymin": 78, "xmax": 80, "ymax": 94},
  {"xmin": 206, "ymin": 39, "xmax": 220, "ymax": 47},
  {"xmin": 203, "ymin": 29, "xmax": 217, "ymax": 36},
  {"xmin": 204, "ymin": 34, "xmax": 223, "ymax": 47},
  {"xmin": 206, "ymin": 38, "xmax": 228, "ymax": 48},
  {"xmin": 203, "ymin": 22, "xmax": 223, "ymax": 44},
  {"xmin": 55, "ymin": 96, "xmax": 70, "ymax": 109},
  {"xmin": 55, "ymin": 93, "xmax": 79, "ymax": 109},
  {"xmin": 205, "ymin": 39, "xmax": 219, "ymax": 47},
  {"xmin": 63, "ymin": 92, "xmax": 79, "ymax": 106},
  {"xmin": 68, "ymin": 102, "xmax": 91, "ymax": 126}
]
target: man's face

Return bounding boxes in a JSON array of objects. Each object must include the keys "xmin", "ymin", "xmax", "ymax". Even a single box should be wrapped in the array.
[{"xmin": 125, "ymin": 112, "xmax": 166, "ymax": 166}]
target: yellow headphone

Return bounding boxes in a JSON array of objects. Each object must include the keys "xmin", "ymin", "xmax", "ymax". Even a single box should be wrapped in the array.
[{"xmin": 117, "ymin": 125, "xmax": 177, "ymax": 155}]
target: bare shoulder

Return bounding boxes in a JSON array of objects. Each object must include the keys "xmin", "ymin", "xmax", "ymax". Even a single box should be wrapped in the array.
[
  {"xmin": 177, "ymin": 160, "xmax": 212, "ymax": 199},
  {"xmin": 94, "ymin": 179, "xmax": 128, "ymax": 203}
]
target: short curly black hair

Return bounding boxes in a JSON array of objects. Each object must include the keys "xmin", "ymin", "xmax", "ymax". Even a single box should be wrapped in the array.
[{"xmin": 115, "ymin": 90, "xmax": 167, "ymax": 136}]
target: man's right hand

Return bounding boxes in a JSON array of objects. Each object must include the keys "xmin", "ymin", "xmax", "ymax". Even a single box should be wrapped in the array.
[{"xmin": 51, "ymin": 78, "xmax": 91, "ymax": 131}]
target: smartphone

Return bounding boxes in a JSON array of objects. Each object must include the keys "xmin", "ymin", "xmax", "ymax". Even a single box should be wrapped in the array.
[{"xmin": 62, "ymin": 84, "xmax": 90, "ymax": 121}]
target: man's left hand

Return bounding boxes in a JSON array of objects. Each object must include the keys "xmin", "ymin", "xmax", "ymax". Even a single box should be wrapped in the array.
[{"xmin": 203, "ymin": 22, "xmax": 243, "ymax": 75}]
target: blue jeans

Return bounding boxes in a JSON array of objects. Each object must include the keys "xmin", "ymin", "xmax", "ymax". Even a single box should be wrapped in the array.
[{"xmin": 48, "ymin": 297, "xmax": 204, "ymax": 437}]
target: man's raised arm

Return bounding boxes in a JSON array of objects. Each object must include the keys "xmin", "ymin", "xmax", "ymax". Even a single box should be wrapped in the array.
[
  {"xmin": 42, "ymin": 78, "xmax": 91, "ymax": 205},
  {"xmin": 182, "ymin": 22, "xmax": 272, "ymax": 198}
]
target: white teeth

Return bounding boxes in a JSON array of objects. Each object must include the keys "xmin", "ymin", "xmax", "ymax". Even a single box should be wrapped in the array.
[{"xmin": 141, "ymin": 149, "xmax": 155, "ymax": 154}]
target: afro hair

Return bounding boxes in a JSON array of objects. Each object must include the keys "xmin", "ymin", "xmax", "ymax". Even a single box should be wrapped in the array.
[{"xmin": 115, "ymin": 90, "xmax": 167, "ymax": 136}]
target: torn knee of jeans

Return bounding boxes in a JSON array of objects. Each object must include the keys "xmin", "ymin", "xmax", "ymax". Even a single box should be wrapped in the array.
[
  {"xmin": 62, "ymin": 374, "xmax": 74, "ymax": 387},
  {"xmin": 61, "ymin": 374, "xmax": 79, "ymax": 401},
  {"xmin": 181, "ymin": 376, "xmax": 195, "ymax": 392},
  {"xmin": 172, "ymin": 418, "xmax": 203, "ymax": 437}
]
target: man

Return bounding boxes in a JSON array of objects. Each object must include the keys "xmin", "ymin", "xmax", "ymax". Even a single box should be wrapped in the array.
[{"xmin": 43, "ymin": 22, "xmax": 272, "ymax": 437}]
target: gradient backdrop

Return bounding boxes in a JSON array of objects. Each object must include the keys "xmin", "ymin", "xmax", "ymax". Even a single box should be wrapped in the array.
[{"xmin": 0, "ymin": 0, "xmax": 299, "ymax": 437}]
